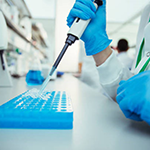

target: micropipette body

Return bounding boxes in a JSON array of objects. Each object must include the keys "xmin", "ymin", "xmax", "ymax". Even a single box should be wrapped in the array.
[{"xmin": 39, "ymin": 0, "xmax": 103, "ymax": 94}]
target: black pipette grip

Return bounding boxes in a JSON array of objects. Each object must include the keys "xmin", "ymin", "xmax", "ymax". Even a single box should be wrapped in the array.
[
  {"xmin": 52, "ymin": 34, "xmax": 78, "ymax": 70},
  {"xmin": 53, "ymin": 43, "xmax": 69, "ymax": 69}
]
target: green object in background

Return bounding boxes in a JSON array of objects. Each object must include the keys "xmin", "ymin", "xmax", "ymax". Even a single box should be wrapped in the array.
[
  {"xmin": 16, "ymin": 48, "xmax": 19, "ymax": 53},
  {"xmin": 135, "ymin": 39, "xmax": 150, "ymax": 73},
  {"xmin": 6, "ymin": 51, "xmax": 10, "ymax": 56},
  {"xmin": 139, "ymin": 58, "xmax": 150, "ymax": 73},
  {"xmin": 136, "ymin": 39, "xmax": 144, "ymax": 68},
  {"xmin": 16, "ymin": 48, "xmax": 22, "ymax": 55},
  {"xmin": 135, "ymin": 19, "xmax": 150, "ymax": 71}
]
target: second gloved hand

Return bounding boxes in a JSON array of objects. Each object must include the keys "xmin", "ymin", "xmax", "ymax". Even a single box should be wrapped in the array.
[
  {"xmin": 116, "ymin": 70, "xmax": 150, "ymax": 124},
  {"xmin": 67, "ymin": 0, "xmax": 112, "ymax": 56}
]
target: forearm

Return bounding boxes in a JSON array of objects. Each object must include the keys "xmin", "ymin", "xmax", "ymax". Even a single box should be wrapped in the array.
[
  {"xmin": 92, "ymin": 47, "xmax": 132, "ymax": 101},
  {"xmin": 93, "ymin": 46, "xmax": 112, "ymax": 66}
]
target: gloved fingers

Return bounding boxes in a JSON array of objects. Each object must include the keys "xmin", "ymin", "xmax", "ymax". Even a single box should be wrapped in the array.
[
  {"xmin": 127, "ymin": 113, "xmax": 142, "ymax": 121},
  {"xmin": 116, "ymin": 89, "xmax": 126, "ymax": 103},
  {"xmin": 117, "ymin": 80, "xmax": 126, "ymax": 94},
  {"xmin": 69, "ymin": 2, "xmax": 96, "ymax": 20},
  {"xmin": 117, "ymin": 73, "xmax": 144, "ymax": 94},
  {"xmin": 67, "ymin": 9, "xmax": 89, "ymax": 27},
  {"xmin": 67, "ymin": 3, "xmax": 96, "ymax": 27},
  {"xmin": 74, "ymin": 2, "xmax": 96, "ymax": 19},
  {"xmin": 117, "ymin": 78, "xmax": 133, "ymax": 95},
  {"xmin": 76, "ymin": 0, "xmax": 97, "ymax": 12},
  {"xmin": 119, "ymin": 98, "xmax": 142, "ymax": 121},
  {"xmin": 117, "ymin": 83, "xmax": 125, "ymax": 95},
  {"xmin": 122, "ymin": 71, "xmax": 146, "ymax": 84},
  {"xmin": 67, "ymin": 17, "xmax": 75, "ymax": 27},
  {"xmin": 102, "ymin": 0, "xmax": 106, "ymax": 6},
  {"xmin": 119, "ymin": 80, "xmax": 126, "ymax": 85}
]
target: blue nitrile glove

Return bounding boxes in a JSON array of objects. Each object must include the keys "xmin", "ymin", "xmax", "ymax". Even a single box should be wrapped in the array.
[
  {"xmin": 116, "ymin": 70, "xmax": 150, "ymax": 124},
  {"xmin": 67, "ymin": 0, "xmax": 112, "ymax": 56}
]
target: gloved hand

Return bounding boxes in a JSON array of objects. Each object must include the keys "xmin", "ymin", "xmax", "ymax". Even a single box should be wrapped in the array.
[
  {"xmin": 67, "ymin": 0, "xmax": 112, "ymax": 56},
  {"xmin": 116, "ymin": 70, "xmax": 150, "ymax": 124}
]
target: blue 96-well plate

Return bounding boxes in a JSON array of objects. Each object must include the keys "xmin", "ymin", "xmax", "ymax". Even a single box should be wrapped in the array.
[{"xmin": 0, "ymin": 90, "xmax": 73, "ymax": 129}]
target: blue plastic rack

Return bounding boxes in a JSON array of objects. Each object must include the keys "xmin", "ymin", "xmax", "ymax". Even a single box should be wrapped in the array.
[{"xmin": 0, "ymin": 91, "xmax": 73, "ymax": 129}]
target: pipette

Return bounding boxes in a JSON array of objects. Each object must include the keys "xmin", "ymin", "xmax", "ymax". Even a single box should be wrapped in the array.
[{"xmin": 39, "ymin": 0, "xmax": 103, "ymax": 94}]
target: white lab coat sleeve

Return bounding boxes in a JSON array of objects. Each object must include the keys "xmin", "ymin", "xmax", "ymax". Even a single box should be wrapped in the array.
[{"xmin": 97, "ymin": 50, "xmax": 132, "ymax": 100}]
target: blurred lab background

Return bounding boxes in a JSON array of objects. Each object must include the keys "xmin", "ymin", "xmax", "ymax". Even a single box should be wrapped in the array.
[{"xmin": 0, "ymin": 0, "xmax": 149, "ymax": 89}]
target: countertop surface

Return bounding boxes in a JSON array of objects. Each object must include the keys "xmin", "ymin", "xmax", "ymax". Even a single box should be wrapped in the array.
[{"xmin": 0, "ymin": 74, "xmax": 150, "ymax": 150}]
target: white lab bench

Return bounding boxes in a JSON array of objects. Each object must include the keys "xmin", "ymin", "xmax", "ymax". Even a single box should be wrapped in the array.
[{"xmin": 0, "ymin": 74, "xmax": 150, "ymax": 150}]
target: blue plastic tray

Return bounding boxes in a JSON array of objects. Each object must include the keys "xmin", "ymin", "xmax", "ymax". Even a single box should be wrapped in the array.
[{"xmin": 0, "ymin": 91, "xmax": 73, "ymax": 129}]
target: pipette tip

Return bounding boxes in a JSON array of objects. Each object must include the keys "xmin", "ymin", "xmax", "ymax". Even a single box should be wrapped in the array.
[{"xmin": 39, "ymin": 75, "xmax": 51, "ymax": 95}]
